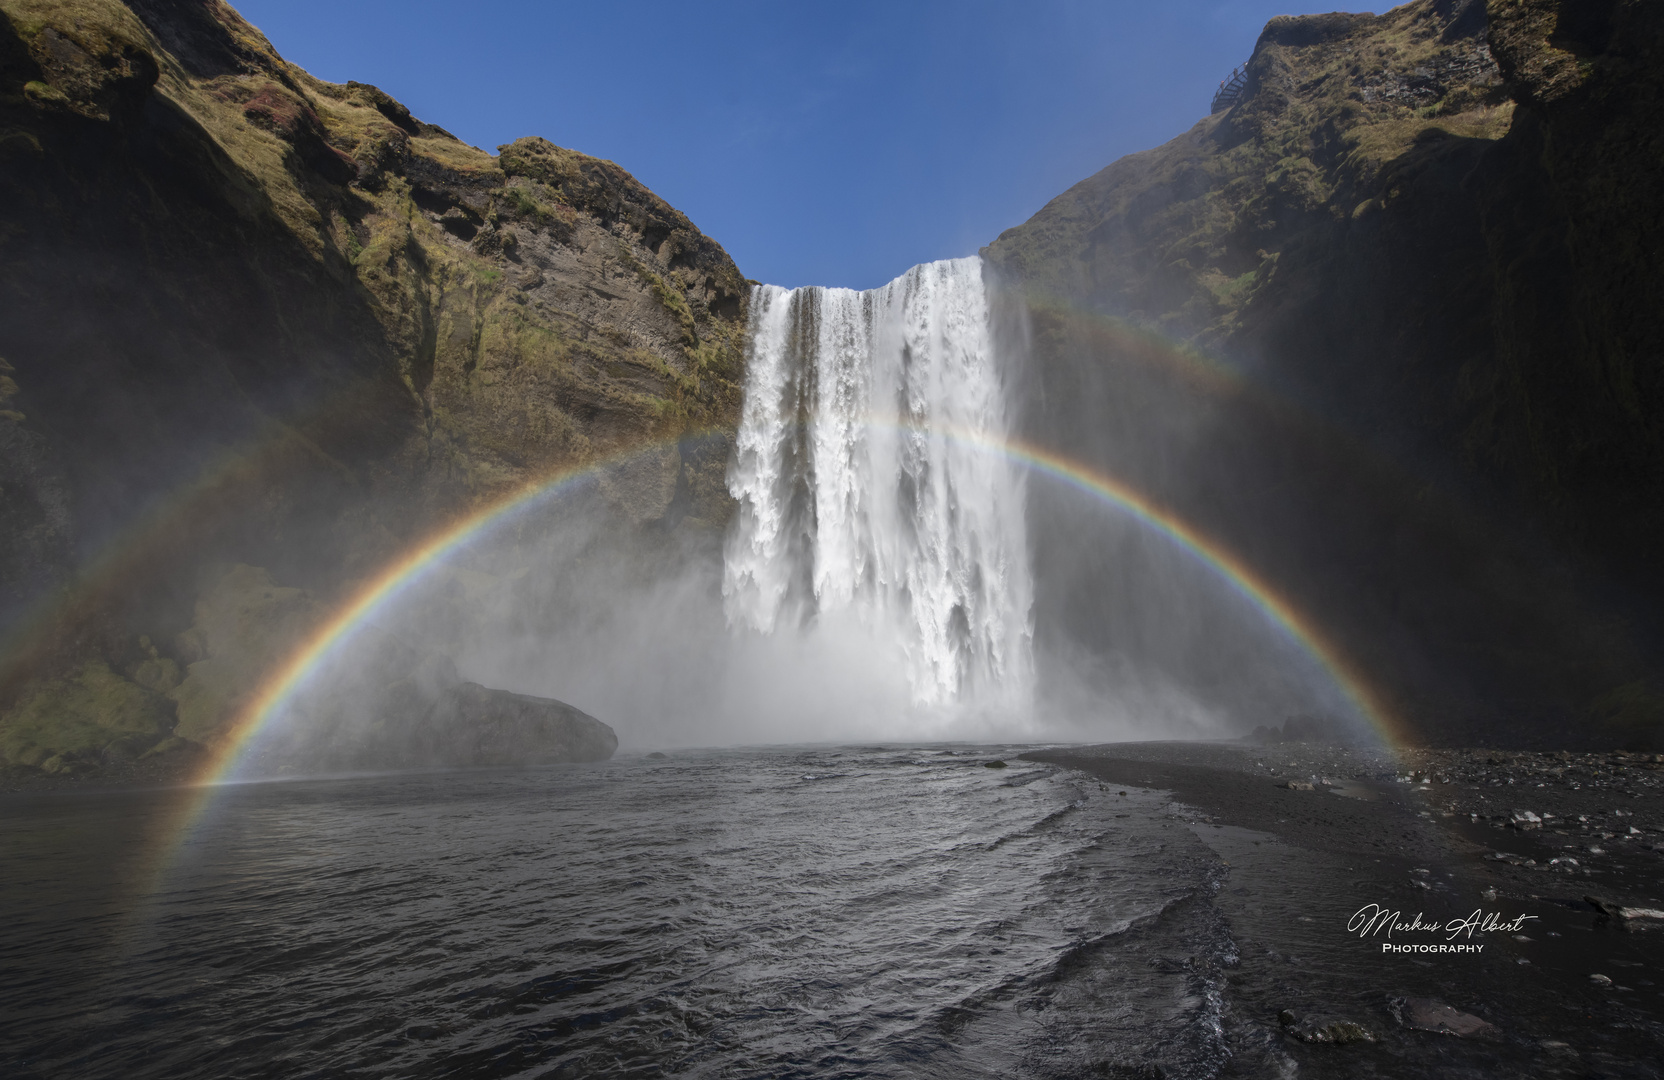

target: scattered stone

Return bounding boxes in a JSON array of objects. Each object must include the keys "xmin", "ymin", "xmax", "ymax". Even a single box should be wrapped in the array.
[
  {"xmin": 101, "ymin": 732, "xmax": 161, "ymax": 762},
  {"xmin": 1585, "ymin": 896, "xmax": 1664, "ymax": 922},
  {"xmin": 1248, "ymin": 715, "xmax": 1358, "ymax": 745},
  {"xmin": 140, "ymin": 736, "xmax": 197, "ymax": 761},
  {"xmin": 1389, "ymin": 998, "xmax": 1500, "ymax": 1039},
  {"xmin": 1510, "ymin": 809, "xmax": 1543, "ymax": 829},
  {"xmin": 1278, "ymin": 1010, "xmax": 1375, "ymax": 1044}
]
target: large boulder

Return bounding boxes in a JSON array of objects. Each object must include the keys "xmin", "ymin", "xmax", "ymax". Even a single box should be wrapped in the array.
[
  {"xmin": 417, "ymin": 682, "xmax": 617, "ymax": 766},
  {"xmin": 269, "ymin": 649, "xmax": 619, "ymax": 771}
]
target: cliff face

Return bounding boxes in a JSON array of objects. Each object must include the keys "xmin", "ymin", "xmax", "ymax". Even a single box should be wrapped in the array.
[
  {"xmin": 986, "ymin": 0, "xmax": 1664, "ymax": 745},
  {"xmin": 4, "ymin": 0, "xmax": 1658, "ymax": 765},
  {"xmin": 0, "ymin": 0, "xmax": 746, "ymax": 767}
]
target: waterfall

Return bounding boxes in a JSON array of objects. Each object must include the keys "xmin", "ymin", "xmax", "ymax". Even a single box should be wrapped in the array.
[{"xmin": 723, "ymin": 257, "xmax": 1033, "ymax": 708}]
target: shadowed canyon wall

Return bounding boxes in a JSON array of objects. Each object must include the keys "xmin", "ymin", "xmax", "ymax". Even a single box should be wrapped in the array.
[
  {"xmin": 984, "ymin": 0, "xmax": 1664, "ymax": 746},
  {"xmin": 2, "ymin": 0, "xmax": 1662, "ymax": 770}
]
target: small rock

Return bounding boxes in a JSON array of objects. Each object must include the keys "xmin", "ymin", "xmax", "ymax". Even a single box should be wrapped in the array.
[
  {"xmin": 1281, "ymin": 780, "xmax": 1314, "ymax": 791},
  {"xmin": 101, "ymin": 732, "xmax": 161, "ymax": 762},
  {"xmin": 1278, "ymin": 1010, "xmax": 1375, "ymax": 1044},
  {"xmin": 646, "ymin": 752, "xmax": 667, "ymax": 760},
  {"xmin": 1586, "ymin": 896, "xmax": 1664, "ymax": 922},
  {"xmin": 1389, "ymin": 997, "xmax": 1499, "ymax": 1039},
  {"xmin": 982, "ymin": 760, "xmax": 1007, "ymax": 769},
  {"xmin": 1589, "ymin": 974, "xmax": 1613, "ymax": 986},
  {"xmin": 1586, "ymin": 895, "xmax": 1620, "ymax": 917},
  {"xmin": 1510, "ymin": 810, "xmax": 1543, "ymax": 830},
  {"xmin": 140, "ymin": 735, "xmax": 197, "ymax": 760}
]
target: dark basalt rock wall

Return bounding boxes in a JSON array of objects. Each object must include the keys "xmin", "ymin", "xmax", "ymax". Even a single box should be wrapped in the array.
[{"xmin": 986, "ymin": 0, "xmax": 1664, "ymax": 746}]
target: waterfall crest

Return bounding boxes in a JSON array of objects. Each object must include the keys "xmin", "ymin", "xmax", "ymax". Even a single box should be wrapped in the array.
[{"xmin": 724, "ymin": 257, "xmax": 1033, "ymax": 708}]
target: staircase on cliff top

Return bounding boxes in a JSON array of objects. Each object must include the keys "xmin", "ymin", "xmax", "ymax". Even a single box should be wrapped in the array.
[{"xmin": 1212, "ymin": 66, "xmax": 1248, "ymax": 113}]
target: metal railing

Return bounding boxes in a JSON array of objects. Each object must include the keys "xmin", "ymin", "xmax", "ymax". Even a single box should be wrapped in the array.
[{"xmin": 1211, "ymin": 66, "xmax": 1248, "ymax": 114}]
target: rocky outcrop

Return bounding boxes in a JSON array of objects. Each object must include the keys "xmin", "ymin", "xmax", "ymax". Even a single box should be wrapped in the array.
[
  {"xmin": 419, "ymin": 682, "xmax": 616, "ymax": 766},
  {"xmin": 0, "ymin": 0, "xmax": 747, "ymax": 752},
  {"xmin": 256, "ymin": 656, "xmax": 620, "ymax": 772},
  {"xmin": 0, "ymin": 656, "xmax": 176, "ymax": 774},
  {"xmin": 985, "ymin": 0, "xmax": 1664, "ymax": 746}
]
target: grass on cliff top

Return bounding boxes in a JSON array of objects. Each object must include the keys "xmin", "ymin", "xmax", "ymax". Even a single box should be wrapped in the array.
[
  {"xmin": 2, "ymin": 0, "xmax": 152, "ymax": 48},
  {"xmin": 991, "ymin": 0, "xmax": 1518, "ymax": 348}
]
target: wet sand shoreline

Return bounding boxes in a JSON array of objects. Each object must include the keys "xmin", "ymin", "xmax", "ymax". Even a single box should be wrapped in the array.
[{"xmin": 1027, "ymin": 741, "xmax": 1664, "ymax": 1078}]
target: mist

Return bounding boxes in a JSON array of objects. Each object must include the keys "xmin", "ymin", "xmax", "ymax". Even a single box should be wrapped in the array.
[{"xmin": 247, "ymin": 256, "xmax": 1375, "ymax": 770}]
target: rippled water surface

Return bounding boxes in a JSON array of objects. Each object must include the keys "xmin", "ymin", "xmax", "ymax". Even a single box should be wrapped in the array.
[{"xmin": 1, "ymin": 747, "xmax": 1232, "ymax": 1079}]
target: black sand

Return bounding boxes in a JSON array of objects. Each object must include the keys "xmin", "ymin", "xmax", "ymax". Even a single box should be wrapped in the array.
[{"xmin": 1026, "ymin": 741, "xmax": 1664, "ymax": 1078}]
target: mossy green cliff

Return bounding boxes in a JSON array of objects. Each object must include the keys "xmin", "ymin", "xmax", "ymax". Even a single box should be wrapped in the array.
[{"xmin": 0, "ymin": 0, "xmax": 747, "ymax": 772}]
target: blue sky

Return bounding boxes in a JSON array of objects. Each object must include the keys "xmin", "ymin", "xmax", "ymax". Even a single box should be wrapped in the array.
[{"xmin": 236, "ymin": 1, "xmax": 1348, "ymax": 289}]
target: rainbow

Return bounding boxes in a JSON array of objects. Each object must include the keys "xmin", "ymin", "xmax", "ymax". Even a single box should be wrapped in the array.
[
  {"xmin": 990, "ymin": 434, "xmax": 1406, "ymax": 746},
  {"xmin": 180, "ymin": 442, "xmax": 687, "ymax": 788},
  {"xmin": 176, "ymin": 424, "xmax": 1404, "ymax": 796},
  {"xmin": 139, "ymin": 423, "xmax": 1407, "ymax": 891},
  {"xmin": 145, "ymin": 441, "xmax": 688, "ymax": 890}
]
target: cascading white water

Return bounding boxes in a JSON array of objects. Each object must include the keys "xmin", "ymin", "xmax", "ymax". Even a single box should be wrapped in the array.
[{"xmin": 724, "ymin": 256, "xmax": 1033, "ymax": 708}]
